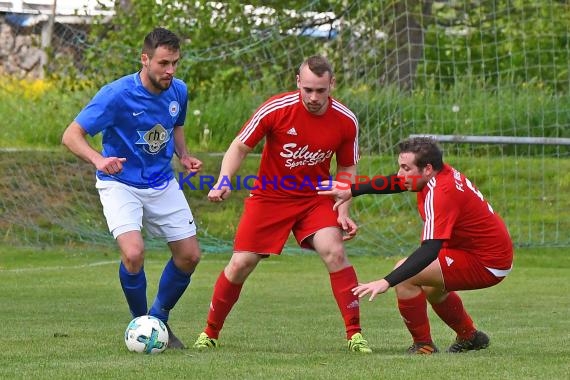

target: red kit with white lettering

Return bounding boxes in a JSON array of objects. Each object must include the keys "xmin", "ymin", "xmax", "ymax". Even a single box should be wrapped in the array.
[{"xmin": 238, "ymin": 90, "xmax": 359, "ymax": 197}]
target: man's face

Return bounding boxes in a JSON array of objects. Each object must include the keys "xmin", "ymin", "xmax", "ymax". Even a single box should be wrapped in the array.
[
  {"xmin": 397, "ymin": 152, "xmax": 432, "ymax": 192},
  {"xmin": 296, "ymin": 65, "xmax": 334, "ymax": 115},
  {"xmin": 141, "ymin": 45, "xmax": 180, "ymax": 93}
]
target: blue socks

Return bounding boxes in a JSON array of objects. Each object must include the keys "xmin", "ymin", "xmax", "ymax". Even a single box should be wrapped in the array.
[
  {"xmin": 119, "ymin": 262, "xmax": 147, "ymax": 318},
  {"xmin": 149, "ymin": 258, "xmax": 192, "ymax": 323}
]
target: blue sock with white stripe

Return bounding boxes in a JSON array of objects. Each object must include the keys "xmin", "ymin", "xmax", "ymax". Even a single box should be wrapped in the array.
[
  {"xmin": 119, "ymin": 262, "xmax": 147, "ymax": 318},
  {"xmin": 149, "ymin": 258, "xmax": 191, "ymax": 323}
]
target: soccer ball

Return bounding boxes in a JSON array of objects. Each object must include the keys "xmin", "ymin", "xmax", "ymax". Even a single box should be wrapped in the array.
[{"xmin": 124, "ymin": 315, "xmax": 169, "ymax": 354}]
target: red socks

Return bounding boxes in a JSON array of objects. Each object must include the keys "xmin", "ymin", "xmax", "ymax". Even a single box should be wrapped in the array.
[
  {"xmin": 205, "ymin": 266, "xmax": 368, "ymax": 341},
  {"xmin": 204, "ymin": 271, "xmax": 243, "ymax": 339},
  {"xmin": 330, "ymin": 266, "xmax": 361, "ymax": 339},
  {"xmin": 397, "ymin": 292, "xmax": 432, "ymax": 343},
  {"xmin": 398, "ymin": 291, "xmax": 476, "ymax": 343},
  {"xmin": 431, "ymin": 291, "xmax": 476, "ymax": 340}
]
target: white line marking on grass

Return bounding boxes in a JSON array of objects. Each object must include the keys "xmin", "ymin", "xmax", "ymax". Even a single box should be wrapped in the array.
[
  {"xmin": 0, "ymin": 258, "xmax": 240, "ymax": 273},
  {"xmin": 0, "ymin": 260, "xmax": 119, "ymax": 273}
]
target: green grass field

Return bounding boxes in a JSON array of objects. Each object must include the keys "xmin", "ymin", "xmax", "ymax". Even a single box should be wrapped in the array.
[{"xmin": 1, "ymin": 245, "xmax": 569, "ymax": 380}]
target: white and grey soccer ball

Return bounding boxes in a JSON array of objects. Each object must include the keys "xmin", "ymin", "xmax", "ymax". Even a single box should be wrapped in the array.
[{"xmin": 124, "ymin": 315, "xmax": 169, "ymax": 354}]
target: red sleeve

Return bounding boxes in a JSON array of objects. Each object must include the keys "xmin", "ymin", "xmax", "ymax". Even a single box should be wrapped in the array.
[
  {"xmin": 336, "ymin": 124, "xmax": 359, "ymax": 167},
  {"xmin": 331, "ymin": 99, "xmax": 359, "ymax": 166},
  {"xmin": 236, "ymin": 92, "xmax": 298, "ymax": 148},
  {"xmin": 422, "ymin": 180, "xmax": 459, "ymax": 241},
  {"xmin": 237, "ymin": 106, "xmax": 273, "ymax": 148}
]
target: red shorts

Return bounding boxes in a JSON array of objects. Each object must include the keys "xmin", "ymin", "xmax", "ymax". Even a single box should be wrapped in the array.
[
  {"xmin": 438, "ymin": 248, "xmax": 510, "ymax": 291},
  {"xmin": 233, "ymin": 195, "xmax": 339, "ymax": 254}
]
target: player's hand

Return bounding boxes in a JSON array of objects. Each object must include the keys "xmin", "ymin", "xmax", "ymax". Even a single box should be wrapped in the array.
[
  {"xmin": 96, "ymin": 157, "xmax": 126, "ymax": 175},
  {"xmin": 338, "ymin": 215, "xmax": 358, "ymax": 241},
  {"xmin": 180, "ymin": 155, "xmax": 202, "ymax": 173},
  {"xmin": 352, "ymin": 279, "xmax": 390, "ymax": 301},
  {"xmin": 208, "ymin": 184, "xmax": 232, "ymax": 202},
  {"xmin": 317, "ymin": 180, "xmax": 353, "ymax": 211}
]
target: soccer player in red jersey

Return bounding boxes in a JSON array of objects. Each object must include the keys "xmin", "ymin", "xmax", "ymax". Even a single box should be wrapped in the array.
[
  {"xmin": 319, "ymin": 137, "xmax": 513, "ymax": 354},
  {"xmin": 193, "ymin": 55, "xmax": 372, "ymax": 353}
]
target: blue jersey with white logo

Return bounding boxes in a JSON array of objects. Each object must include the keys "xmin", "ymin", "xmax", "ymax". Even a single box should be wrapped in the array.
[{"xmin": 75, "ymin": 72, "xmax": 187, "ymax": 188}]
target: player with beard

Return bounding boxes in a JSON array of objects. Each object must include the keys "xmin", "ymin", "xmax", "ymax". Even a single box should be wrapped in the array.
[
  {"xmin": 62, "ymin": 27, "xmax": 202, "ymax": 349},
  {"xmin": 318, "ymin": 137, "xmax": 513, "ymax": 354},
  {"xmin": 193, "ymin": 55, "xmax": 372, "ymax": 353}
]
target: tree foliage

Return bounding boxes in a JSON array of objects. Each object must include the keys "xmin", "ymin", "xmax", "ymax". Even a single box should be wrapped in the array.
[
  {"xmin": 76, "ymin": 0, "xmax": 570, "ymax": 94},
  {"xmin": 420, "ymin": 0, "xmax": 570, "ymax": 92},
  {"xmin": 85, "ymin": 0, "xmax": 342, "ymax": 95}
]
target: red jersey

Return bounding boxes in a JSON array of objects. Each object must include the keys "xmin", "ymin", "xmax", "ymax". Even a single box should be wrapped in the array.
[
  {"xmin": 237, "ymin": 90, "xmax": 359, "ymax": 198},
  {"xmin": 417, "ymin": 164, "xmax": 513, "ymax": 270}
]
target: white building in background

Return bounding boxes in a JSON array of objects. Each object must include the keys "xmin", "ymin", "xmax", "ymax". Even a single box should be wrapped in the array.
[
  {"xmin": 0, "ymin": 0, "xmax": 352, "ymax": 77},
  {"xmin": 0, "ymin": 0, "xmax": 114, "ymax": 27},
  {"xmin": 0, "ymin": 0, "xmax": 113, "ymax": 16},
  {"xmin": 0, "ymin": 0, "xmax": 114, "ymax": 77}
]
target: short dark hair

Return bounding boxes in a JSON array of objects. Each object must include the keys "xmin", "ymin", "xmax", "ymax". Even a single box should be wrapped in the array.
[
  {"xmin": 299, "ymin": 55, "xmax": 334, "ymax": 78},
  {"xmin": 398, "ymin": 137, "xmax": 444, "ymax": 171},
  {"xmin": 142, "ymin": 27, "xmax": 180, "ymax": 58}
]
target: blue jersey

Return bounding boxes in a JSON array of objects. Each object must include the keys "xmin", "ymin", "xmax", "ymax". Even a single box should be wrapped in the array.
[{"xmin": 75, "ymin": 72, "xmax": 188, "ymax": 188}]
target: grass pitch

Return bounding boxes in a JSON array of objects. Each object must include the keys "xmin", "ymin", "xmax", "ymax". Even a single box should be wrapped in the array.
[{"xmin": 1, "ymin": 245, "xmax": 569, "ymax": 380}]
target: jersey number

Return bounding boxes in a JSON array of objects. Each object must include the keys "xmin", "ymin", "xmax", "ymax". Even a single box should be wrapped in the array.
[{"xmin": 465, "ymin": 178, "xmax": 494, "ymax": 214}]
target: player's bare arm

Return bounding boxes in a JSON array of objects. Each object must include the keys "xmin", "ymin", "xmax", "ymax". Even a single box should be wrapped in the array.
[
  {"xmin": 335, "ymin": 165, "xmax": 358, "ymax": 240},
  {"xmin": 352, "ymin": 239, "xmax": 443, "ymax": 302},
  {"xmin": 62, "ymin": 121, "xmax": 126, "ymax": 175},
  {"xmin": 173, "ymin": 125, "xmax": 202, "ymax": 173},
  {"xmin": 208, "ymin": 138, "xmax": 252, "ymax": 202}
]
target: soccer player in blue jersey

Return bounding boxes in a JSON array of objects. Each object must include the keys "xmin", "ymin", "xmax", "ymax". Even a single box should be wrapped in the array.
[{"xmin": 62, "ymin": 27, "xmax": 202, "ymax": 349}]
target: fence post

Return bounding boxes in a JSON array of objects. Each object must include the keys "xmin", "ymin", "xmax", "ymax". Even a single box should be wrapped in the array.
[{"xmin": 40, "ymin": 0, "xmax": 57, "ymax": 78}]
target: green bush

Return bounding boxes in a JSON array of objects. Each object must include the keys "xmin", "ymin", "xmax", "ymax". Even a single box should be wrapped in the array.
[{"xmin": 2, "ymin": 76, "xmax": 570, "ymax": 155}]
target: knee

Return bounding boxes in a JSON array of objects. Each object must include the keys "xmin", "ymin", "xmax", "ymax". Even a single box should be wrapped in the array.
[
  {"xmin": 392, "ymin": 258, "xmax": 418, "ymax": 297},
  {"xmin": 424, "ymin": 287, "xmax": 448, "ymax": 304},
  {"xmin": 226, "ymin": 258, "xmax": 254, "ymax": 276},
  {"xmin": 394, "ymin": 281, "xmax": 421, "ymax": 299},
  {"xmin": 176, "ymin": 248, "xmax": 201, "ymax": 273},
  {"xmin": 182, "ymin": 250, "xmax": 201, "ymax": 268},
  {"xmin": 321, "ymin": 247, "xmax": 350, "ymax": 271},
  {"xmin": 121, "ymin": 245, "xmax": 145, "ymax": 272},
  {"xmin": 225, "ymin": 255, "xmax": 259, "ymax": 283},
  {"xmin": 170, "ymin": 236, "xmax": 202, "ymax": 272}
]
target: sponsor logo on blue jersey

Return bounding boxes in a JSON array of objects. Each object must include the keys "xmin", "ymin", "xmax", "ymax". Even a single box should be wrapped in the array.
[
  {"xmin": 136, "ymin": 124, "xmax": 172, "ymax": 154},
  {"xmin": 169, "ymin": 101, "xmax": 180, "ymax": 117}
]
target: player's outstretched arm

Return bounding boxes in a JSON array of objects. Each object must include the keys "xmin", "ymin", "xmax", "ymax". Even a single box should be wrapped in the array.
[
  {"xmin": 352, "ymin": 279, "xmax": 390, "ymax": 301},
  {"xmin": 317, "ymin": 180, "xmax": 353, "ymax": 210},
  {"xmin": 351, "ymin": 174, "xmax": 408, "ymax": 196},
  {"xmin": 208, "ymin": 138, "xmax": 252, "ymax": 202}
]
